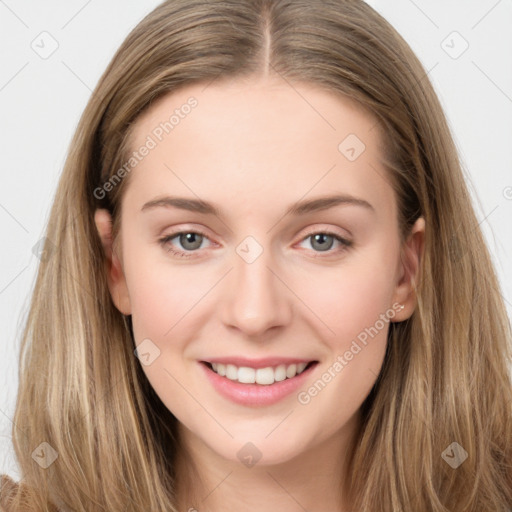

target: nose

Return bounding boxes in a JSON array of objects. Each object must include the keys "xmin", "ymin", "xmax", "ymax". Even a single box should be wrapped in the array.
[{"xmin": 219, "ymin": 241, "xmax": 293, "ymax": 338}]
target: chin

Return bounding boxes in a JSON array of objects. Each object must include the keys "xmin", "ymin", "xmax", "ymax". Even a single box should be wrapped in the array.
[{"xmin": 207, "ymin": 431, "xmax": 312, "ymax": 468}]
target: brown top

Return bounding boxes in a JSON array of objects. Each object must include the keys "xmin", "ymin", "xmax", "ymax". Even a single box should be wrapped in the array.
[
  {"xmin": 0, "ymin": 474, "xmax": 20, "ymax": 511},
  {"xmin": 0, "ymin": 474, "xmax": 60, "ymax": 511}
]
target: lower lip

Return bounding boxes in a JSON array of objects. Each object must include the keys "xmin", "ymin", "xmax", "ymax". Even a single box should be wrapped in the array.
[{"xmin": 199, "ymin": 362, "xmax": 318, "ymax": 407}]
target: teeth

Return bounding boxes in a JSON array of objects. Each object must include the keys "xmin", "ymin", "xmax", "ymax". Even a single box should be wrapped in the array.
[
  {"xmin": 297, "ymin": 362, "xmax": 307, "ymax": 373},
  {"xmin": 255, "ymin": 367, "xmax": 274, "ymax": 385},
  {"xmin": 209, "ymin": 361, "xmax": 311, "ymax": 385},
  {"xmin": 238, "ymin": 366, "xmax": 255, "ymax": 383},
  {"xmin": 226, "ymin": 364, "xmax": 238, "ymax": 380},
  {"xmin": 286, "ymin": 364, "xmax": 297, "ymax": 378}
]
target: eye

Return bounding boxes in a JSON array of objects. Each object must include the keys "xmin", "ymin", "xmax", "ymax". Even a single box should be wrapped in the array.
[
  {"xmin": 158, "ymin": 228, "xmax": 352, "ymax": 259},
  {"xmin": 297, "ymin": 230, "xmax": 352, "ymax": 256},
  {"xmin": 158, "ymin": 230, "xmax": 212, "ymax": 258}
]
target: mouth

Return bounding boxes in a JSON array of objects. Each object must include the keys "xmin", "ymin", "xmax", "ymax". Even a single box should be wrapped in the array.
[{"xmin": 200, "ymin": 360, "xmax": 318, "ymax": 386}]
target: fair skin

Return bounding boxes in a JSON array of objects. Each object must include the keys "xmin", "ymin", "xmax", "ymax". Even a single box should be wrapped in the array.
[{"xmin": 95, "ymin": 76, "xmax": 424, "ymax": 511}]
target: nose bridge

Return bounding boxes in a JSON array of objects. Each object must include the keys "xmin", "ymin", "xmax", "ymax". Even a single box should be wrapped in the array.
[{"xmin": 220, "ymin": 234, "xmax": 292, "ymax": 336}]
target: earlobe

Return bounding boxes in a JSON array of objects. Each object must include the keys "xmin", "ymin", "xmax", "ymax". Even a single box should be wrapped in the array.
[
  {"xmin": 94, "ymin": 209, "xmax": 132, "ymax": 315},
  {"xmin": 391, "ymin": 216, "xmax": 425, "ymax": 322}
]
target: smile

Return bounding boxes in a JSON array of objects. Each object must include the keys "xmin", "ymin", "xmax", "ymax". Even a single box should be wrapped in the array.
[
  {"xmin": 199, "ymin": 359, "xmax": 319, "ymax": 407},
  {"xmin": 205, "ymin": 361, "xmax": 314, "ymax": 385}
]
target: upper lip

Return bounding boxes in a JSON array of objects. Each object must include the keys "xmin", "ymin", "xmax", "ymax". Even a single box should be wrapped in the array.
[{"xmin": 202, "ymin": 357, "xmax": 317, "ymax": 369}]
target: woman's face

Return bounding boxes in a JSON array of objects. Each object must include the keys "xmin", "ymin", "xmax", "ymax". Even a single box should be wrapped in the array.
[{"xmin": 96, "ymin": 77, "xmax": 423, "ymax": 466}]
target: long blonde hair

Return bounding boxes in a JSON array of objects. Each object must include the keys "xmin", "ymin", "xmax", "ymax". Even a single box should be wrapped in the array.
[{"xmin": 5, "ymin": 0, "xmax": 511, "ymax": 510}]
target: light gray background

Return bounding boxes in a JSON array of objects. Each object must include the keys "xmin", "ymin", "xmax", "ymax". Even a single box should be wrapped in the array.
[{"xmin": 1, "ymin": 0, "xmax": 511, "ymax": 479}]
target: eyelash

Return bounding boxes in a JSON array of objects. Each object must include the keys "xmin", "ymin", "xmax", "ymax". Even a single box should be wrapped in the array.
[{"xmin": 158, "ymin": 228, "xmax": 353, "ymax": 259}]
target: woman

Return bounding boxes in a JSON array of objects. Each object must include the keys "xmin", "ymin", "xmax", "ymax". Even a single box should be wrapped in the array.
[{"xmin": 2, "ymin": 0, "xmax": 511, "ymax": 510}]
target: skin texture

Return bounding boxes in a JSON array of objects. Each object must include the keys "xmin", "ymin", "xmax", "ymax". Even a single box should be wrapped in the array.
[{"xmin": 95, "ymin": 76, "xmax": 424, "ymax": 511}]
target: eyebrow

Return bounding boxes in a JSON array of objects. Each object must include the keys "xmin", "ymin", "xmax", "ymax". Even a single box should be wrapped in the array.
[{"xmin": 140, "ymin": 194, "xmax": 375, "ymax": 216}]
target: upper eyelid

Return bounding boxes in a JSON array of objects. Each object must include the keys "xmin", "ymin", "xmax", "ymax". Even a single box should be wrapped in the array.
[
  {"xmin": 162, "ymin": 225, "xmax": 351, "ymax": 240},
  {"xmin": 300, "ymin": 225, "xmax": 351, "ymax": 240}
]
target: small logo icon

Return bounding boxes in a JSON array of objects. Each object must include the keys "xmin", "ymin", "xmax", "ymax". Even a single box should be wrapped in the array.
[
  {"xmin": 31, "ymin": 31, "xmax": 59, "ymax": 60},
  {"xmin": 236, "ymin": 236, "xmax": 263, "ymax": 264},
  {"xmin": 31, "ymin": 442, "xmax": 58, "ymax": 468},
  {"xmin": 441, "ymin": 442, "xmax": 468, "ymax": 469},
  {"xmin": 32, "ymin": 237, "xmax": 56, "ymax": 263},
  {"xmin": 237, "ymin": 441, "xmax": 262, "ymax": 468},
  {"xmin": 441, "ymin": 31, "xmax": 469, "ymax": 60},
  {"xmin": 338, "ymin": 134, "xmax": 366, "ymax": 161},
  {"xmin": 134, "ymin": 338, "xmax": 161, "ymax": 366}
]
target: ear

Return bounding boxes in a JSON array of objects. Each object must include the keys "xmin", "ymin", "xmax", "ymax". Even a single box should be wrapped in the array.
[
  {"xmin": 390, "ymin": 216, "xmax": 425, "ymax": 322},
  {"xmin": 94, "ymin": 209, "xmax": 132, "ymax": 315}
]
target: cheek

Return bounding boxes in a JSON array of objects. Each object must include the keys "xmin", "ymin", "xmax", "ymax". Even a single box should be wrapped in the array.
[
  {"xmin": 294, "ymin": 248, "xmax": 399, "ymax": 421},
  {"xmin": 123, "ymin": 237, "xmax": 213, "ymax": 340},
  {"xmin": 124, "ymin": 251, "xmax": 213, "ymax": 415},
  {"xmin": 298, "ymin": 243, "xmax": 399, "ymax": 346},
  {"xmin": 129, "ymin": 268, "xmax": 208, "ymax": 344}
]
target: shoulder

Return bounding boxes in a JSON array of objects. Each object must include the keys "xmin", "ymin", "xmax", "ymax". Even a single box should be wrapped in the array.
[
  {"xmin": 0, "ymin": 474, "xmax": 20, "ymax": 510},
  {"xmin": 0, "ymin": 474, "xmax": 60, "ymax": 511}
]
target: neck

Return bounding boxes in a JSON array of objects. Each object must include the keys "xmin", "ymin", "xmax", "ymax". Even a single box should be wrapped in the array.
[{"xmin": 174, "ymin": 410, "xmax": 361, "ymax": 512}]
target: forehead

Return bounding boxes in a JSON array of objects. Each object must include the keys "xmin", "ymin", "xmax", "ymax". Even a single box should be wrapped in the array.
[
  {"xmin": 130, "ymin": 76, "xmax": 383, "ymax": 157},
  {"xmin": 122, "ymin": 77, "xmax": 394, "ymax": 219}
]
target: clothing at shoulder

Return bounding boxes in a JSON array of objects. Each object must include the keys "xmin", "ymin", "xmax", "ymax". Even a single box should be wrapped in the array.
[
  {"xmin": 0, "ymin": 474, "xmax": 60, "ymax": 511},
  {"xmin": 0, "ymin": 474, "xmax": 19, "ymax": 511}
]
